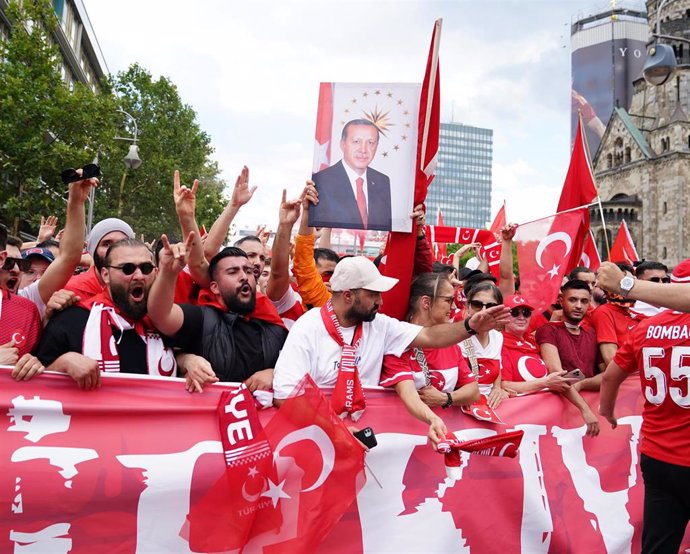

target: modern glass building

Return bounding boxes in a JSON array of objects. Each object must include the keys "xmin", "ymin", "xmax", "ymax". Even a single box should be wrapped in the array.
[{"xmin": 427, "ymin": 122, "xmax": 493, "ymax": 229}]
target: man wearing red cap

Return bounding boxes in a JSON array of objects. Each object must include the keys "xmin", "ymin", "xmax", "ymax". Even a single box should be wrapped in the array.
[{"xmin": 600, "ymin": 259, "xmax": 690, "ymax": 553}]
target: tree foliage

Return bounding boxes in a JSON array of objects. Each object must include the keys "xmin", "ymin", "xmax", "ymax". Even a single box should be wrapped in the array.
[{"xmin": 0, "ymin": 1, "xmax": 225, "ymax": 239}]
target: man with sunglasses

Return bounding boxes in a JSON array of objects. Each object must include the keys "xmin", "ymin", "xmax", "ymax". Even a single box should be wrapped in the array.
[
  {"xmin": 632, "ymin": 261, "xmax": 670, "ymax": 317},
  {"xmin": 36, "ymin": 239, "xmax": 176, "ymax": 389},
  {"xmin": 0, "ymin": 226, "xmax": 44, "ymax": 381}
]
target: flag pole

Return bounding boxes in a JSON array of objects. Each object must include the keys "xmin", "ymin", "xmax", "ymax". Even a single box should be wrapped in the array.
[
  {"xmin": 420, "ymin": 18, "xmax": 442, "ymax": 174},
  {"xmin": 578, "ymin": 111, "xmax": 610, "ymax": 256}
]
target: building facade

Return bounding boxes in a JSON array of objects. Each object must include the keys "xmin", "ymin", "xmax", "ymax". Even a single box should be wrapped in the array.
[
  {"xmin": 589, "ymin": 0, "xmax": 690, "ymax": 266},
  {"xmin": 427, "ymin": 122, "xmax": 493, "ymax": 229},
  {"xmin": 570, "ymin": 2, "xmax": 648, "ymax": 156},
  {"xmin": 0, "ymin": 0, "xmax": 108, "ymax": 91}
]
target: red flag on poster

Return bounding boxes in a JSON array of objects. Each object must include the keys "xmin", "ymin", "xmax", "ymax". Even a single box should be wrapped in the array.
[
  {"xmin": 380, "ymin": 19, "xmax": 441, "ymax": 319},
  {"xmin": 435, "ymin": 208, "xmax": 447, "ymax": 259},
  {"xmin": 580, "ymin": 229, "xmax": 602, "ymax": 271},
  {"xmin": 608, "ymin": 220, "xmax": 639, "ymax": 264},
  {"xmin": 313, "ymin": 83, "xmax": 334, "ymax": 173},
  {"xmin": 514, "ymin": 208, "xmax": 588, "ymax": 312}
]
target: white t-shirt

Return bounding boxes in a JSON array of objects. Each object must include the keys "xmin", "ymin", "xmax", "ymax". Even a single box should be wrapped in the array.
[
  {"xmin": 273, "ymin": 307, "xmax": 422, "ymax": 399},
  {"xmin": 18, "ymin": 281, "xmax": 47, "ymax": 319}
]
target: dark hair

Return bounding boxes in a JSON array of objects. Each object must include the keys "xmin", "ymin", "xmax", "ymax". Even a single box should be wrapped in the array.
[
  {"xmin": 209, "ymin": 246, "xmax": 248, "ymax": 281},
  {"xmin": 567, "ymin": 266, "xmax": 594, "ymax": 281},
  {"xmin": 432, "ymin": 261, "xmax": 455, "ymax": 275},
  {"xmin": 635, "ymin": 260, "xmax": 668, "ymax": 277},
  {"xmin": 373, "ymin": 254, "xmax": 383, "ymax": 268},
  {"xmin": 0, "ymin": 225, "xmax": 7, "ymax": 250},
  {"xmin": 37, "ymin": 239, "xmax": 60, "ymax": 249},
  {"xmin": 467, "ymin": 282, "xmax": 502, "ymax": 304},
  {"xmin": 615, "ymin": 262, "xmax": 634, "ymax": 274},
  {"xmin": 104, "ymin": 238, "xmax": 152, "ymax": 267},
  {"xmin": 7, "ymin": 235, "xmax": 22, "ymax": 249},
  {"xmin": 464, "ymin": 272, "xmax": 497, "ymax": 298},
  {"xmin": 234, "ymin": 235, "xmax": 262, "ymax": 249},
  {"xmin": 314, "ymin": 248, "xmax": 339, "ymax": 265},
  {"xmin": 341, "ymin": 119, "xmax": 379, "ymax": 141},
  {"xmin": 561, "ymin": 279, "xmax": 591, "ymax": 293},
  {"xmin": 407, "ymin": 272, "xmax": 451, "ymax": 320},
  {"xmin": 153, "ymin": 236, "xmax": 180, "ymax": 265}
]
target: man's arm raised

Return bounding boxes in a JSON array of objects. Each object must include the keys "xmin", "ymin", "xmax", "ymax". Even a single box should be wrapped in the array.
[
  {"xmin": 410, "ymin": 305, "xmax": 511, "ymax": 348},
  {"xmin": 266, "ymin": 188, "xmax": 304, "ymax": 301}
]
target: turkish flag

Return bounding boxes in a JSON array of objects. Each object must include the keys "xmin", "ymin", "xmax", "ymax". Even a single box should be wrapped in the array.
[
  {"xmin": 580, "ymin": 230, "xmax": 602, "ymax": 271},
  {"xmin": 380, "ymin": 19, "xmax": 441, "ymax": 319},
  {"xmin": 248, "ymin": 374, "xmax": 366, "ymax": 553},
  {"xmin": 489, "ymin": 201, "xmax": 507, "ymax": 235},
  {"xmin": 435, "ymin": 208, "xmax": 447, "ymax": 259},
  {"xmin": 608, "ymin": 220, "xmax": 639, "ymax": 264},
  {"xmin": 438, "ymin": 430, "xmax": 524, "ymax": 479},
  {"xmin": 313, "ymin": 83, "xmax": 333, "ymax": 173},
  {"xmin": 515, "ymin": 208, "xmax": 588, "ymax": 312},
  {"xmin": 460, "ymin": 395, "xmax": 504, "ymax": 424}
]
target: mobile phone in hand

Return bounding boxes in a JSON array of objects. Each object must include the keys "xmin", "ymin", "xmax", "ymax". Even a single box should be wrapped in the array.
[{"xmin": 353, "ymin": 427, "xmax": 377, "ymax": 449}]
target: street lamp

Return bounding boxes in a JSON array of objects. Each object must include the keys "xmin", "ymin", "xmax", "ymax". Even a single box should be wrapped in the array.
[{"xmin": 642, "ymin": 0, "xmax": 690, "ymax": 86}]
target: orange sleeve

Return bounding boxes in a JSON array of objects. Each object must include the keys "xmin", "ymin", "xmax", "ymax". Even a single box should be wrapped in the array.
[{"xmin": 293, "ymin": 234, "xmax": 331, "ymax": 308}]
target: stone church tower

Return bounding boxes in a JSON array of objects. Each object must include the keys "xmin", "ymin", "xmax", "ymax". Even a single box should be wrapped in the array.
[{"xmin": 590, "ymin": 0, "xmax": 690, "ymax": 266}]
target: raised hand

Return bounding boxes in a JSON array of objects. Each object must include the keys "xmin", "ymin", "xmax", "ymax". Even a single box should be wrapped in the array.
[
  {"xmin": 69, "ymin": 171, "xmax": 98, "ymax": 205},
  {"xmin": 173, "ymin": 170, "xmax": 199, "ymax": 219},
  {"xmin": 278, "ymin": 189, "xmax": 303, "ymax": 227},
  {"xmin": 230, "ymin": 166, "xmax": 256, "ymax": 208},
  {"xmin": 158, "ymin": 233, "xmax": 190, "ymax": 274},
  {"xmin": 37, "ymin": 216, "xmax": 58, "ymax": 241}
]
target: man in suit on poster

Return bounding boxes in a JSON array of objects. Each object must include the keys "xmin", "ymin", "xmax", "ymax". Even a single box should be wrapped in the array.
[{"xmin": 311, "ymin": 119, "xmax": 392, "ymax": 231}]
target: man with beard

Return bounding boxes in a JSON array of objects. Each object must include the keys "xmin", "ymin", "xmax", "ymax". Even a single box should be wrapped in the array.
[
  {"xmin": 272, "ymin": 256, "xmax": 511, "ymax": 428},
  {"xmin": 36, "ymin": 239, "xmax": 177, "ymax": 389},
  {"xmin": 147, "ymin": 243, "xmax": 288, "ymax": 393},
  {"xmin": 64, "ymin": 217, "xmax": 135, "ymax": 300}
]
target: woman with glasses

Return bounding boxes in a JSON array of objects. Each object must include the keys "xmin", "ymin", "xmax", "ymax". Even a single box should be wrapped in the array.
[
  {"xmin": 460, "ymin": 282, "xmax": 510, "ymax": 409},
  {"xmin": 380, "ymin": 273, "xmax": 480, "ymax": 423},
  {"xmin": 501, "ymin": 295, "xmax": 574, "ymax": 395}
]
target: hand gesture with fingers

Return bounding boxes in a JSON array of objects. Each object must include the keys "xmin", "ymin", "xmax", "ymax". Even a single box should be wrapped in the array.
[
  {"xmin": 278, "ymin": 189, "xmax": 303, "ymax": 227},
  {"xmin": 173, "ymin": 170, "xmax": 199, "ymax": 219},
  {"xmin": 38, "ymin": 216, "xmax": 58, "ymax": 241},
  {"xmin": 230, "ymin": 166, "xmax": 256, "ymax": 208},
  {"xmin": 158, "ymin": 234, "xmax": 188, "ymax": 274},
  {"xmin": 302, "ymin": 180, "xmax": 318, "ymax": 210}
]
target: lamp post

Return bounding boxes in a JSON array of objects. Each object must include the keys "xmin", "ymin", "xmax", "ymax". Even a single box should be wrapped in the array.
[{"xmin": 642, "ymin": 0, "xmax": 690, "ymax": 86}]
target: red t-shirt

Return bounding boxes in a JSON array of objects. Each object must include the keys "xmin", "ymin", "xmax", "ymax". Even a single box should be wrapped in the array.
[
  {"xmin": 591, "ymin": 303, "xmax": 646, "ymax": 347},
  {"xmin": 535, "ymin": 322, "xmax": 598, "ymax": 377},
  {"xmin": 380, "ymin": 345, "xmax": 475, "ymax": 393},
  {"xmin": 0, "ymin": 290, "xmax": 41, "ymax": 357},
  {"xmin": 501, "ymin": 331, "xmax": 548, "ymax": 382},
  {"xmin": 614, "ymin": 310, "xmax": 690, "ymax": 467},
  {"xmin": 64, "ymin": 266, "xmax": 105, "ymax": 301}
]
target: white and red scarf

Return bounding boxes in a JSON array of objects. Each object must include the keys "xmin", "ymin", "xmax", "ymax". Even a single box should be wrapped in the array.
[
  {"xmin": 320, "ymin": 300, "xmax": 366, "ymax": 421},
  {"xmin": 80, "ymin": 292, "xmax": 176, "ymax": 377}
]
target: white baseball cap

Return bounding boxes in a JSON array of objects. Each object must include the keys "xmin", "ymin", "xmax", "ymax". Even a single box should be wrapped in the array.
[{"xmin": 330, "ymin": 256, "xmax": 399, "ymax": 292}]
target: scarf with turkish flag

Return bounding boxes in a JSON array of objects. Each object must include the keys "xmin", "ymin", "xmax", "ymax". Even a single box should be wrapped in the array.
[
  {"xmin": 608, "ymin": 220, "xmax": 639, "ymax": 264},
  {"xmin": 424, "ymin": 225, "xmax": 502, "ymax": 272},
  {"xmin": 556, "ymin": 117, "xmax": 599, "ymax": 271},
  {"xmin": 437, "ymin": 430, "xmax": 525, "ymax": 479},
  {"xmin": 321, "ymin": 300, "xmax": 366, "ymax": 421},
  {"xmin": 514, "ymin": 208, "xmax": 588, "ymax": 313},
  {"xmin": 197, "ymin": 288, "xmax": 286, "ymax": 328},
  {"xmin": 79, "ymin": 290, "xmax": 176, "ymax": 376},
  {"xmin": 379, "ymin": 19, "xmax": 441, "ymax": 320}
]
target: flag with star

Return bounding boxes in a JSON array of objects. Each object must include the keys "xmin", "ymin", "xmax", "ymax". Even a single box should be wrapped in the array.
[
  {"xmin": 514, "ymin": 207, "xmax": 588, "ymax": 312},
  {"xmin": 608, "ymin": 219, "xmax": 639, "ymax": 264}
]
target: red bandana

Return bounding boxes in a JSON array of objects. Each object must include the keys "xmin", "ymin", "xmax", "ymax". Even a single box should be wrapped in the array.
[
  {"xmin": 320, "ymin": 300, "xmax": 366, "ymax": 421},
  {"xmin": 197, "ymin": 289, "xmax": 285, "ymax": 328}
]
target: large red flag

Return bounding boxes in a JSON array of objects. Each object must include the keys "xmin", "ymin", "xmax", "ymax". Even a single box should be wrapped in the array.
[
  {"xmin": 380, "ymin": 19, "xmax": 441, "ymax": 319},
  {"xmin": 608, "ymin": 220, "xmax": 639, "ymax": 264},
  {"xmin": 514, "ymin": 208, "xmax": 588, "ymax": 312}
]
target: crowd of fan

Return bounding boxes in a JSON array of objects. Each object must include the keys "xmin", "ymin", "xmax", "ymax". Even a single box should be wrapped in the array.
[{"xmin": 0, "ymin": 166, "xmax": 677, "ymax": 439}]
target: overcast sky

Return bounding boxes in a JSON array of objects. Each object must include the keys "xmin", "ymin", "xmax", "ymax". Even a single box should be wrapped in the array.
[{"xmin": 84, "ymin": 0, "xmax": 648, "ymax": 230}]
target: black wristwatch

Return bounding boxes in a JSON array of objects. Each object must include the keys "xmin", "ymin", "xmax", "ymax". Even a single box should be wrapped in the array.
[
  {"xmin": 464, "ymin": 316, "xmax": 477, "ymax": 336},
  {"xmin": 442, "ymin": 393, "xmax": 453, "ymax": 409}
]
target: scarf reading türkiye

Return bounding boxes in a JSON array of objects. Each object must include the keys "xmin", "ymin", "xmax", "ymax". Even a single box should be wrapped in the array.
[
  {"xmin": 79, "ymin": 291, "xmax": 176, "ymax": 376},
  {"xmin": 320, "ymin": 300, "xmax": 366, "ymax": 421}
]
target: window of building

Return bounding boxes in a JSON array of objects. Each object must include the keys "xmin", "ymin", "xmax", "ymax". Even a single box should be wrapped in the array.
[
  {"xmin": 663, "ymin": 246, "xmax": 667, "ymax": 258},
  {"xmin": 625, "ymin": 146, "xmax": 631, "ymax": 164},
  {"xmin": 607, "ymin": 153, "xmax": 613, "ymax": 168},
  {"xmin": 663, "ymin": 201, "xmax": 668, "ymax": 214}
]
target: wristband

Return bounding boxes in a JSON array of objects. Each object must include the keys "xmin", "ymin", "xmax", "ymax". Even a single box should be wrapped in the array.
[
  {"xmin": 442, "ymin": 393, "xmax": 453, "ymax": 409},
  {"xmin": 464, "ymin": 316, "xmax": 477, "ymax": 336}
]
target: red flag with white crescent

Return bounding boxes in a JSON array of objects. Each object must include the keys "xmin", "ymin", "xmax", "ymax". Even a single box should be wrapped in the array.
[
  {"xmin": 580, "ymin": 229, "xmax": 601, "ymax": 271},
  {"xmin": 313, "ymin": 83, "xmax": 334, "ymax": 173},
  {"xmin": 514, "ymin": 208, "xmax": 588, "ymax": 312},
  {"xmin": 608, "ymin": 220, "xmax": 639, "ymax": 265}
]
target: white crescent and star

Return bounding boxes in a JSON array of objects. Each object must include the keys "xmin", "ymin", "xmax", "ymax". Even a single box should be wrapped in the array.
[
  {"xmin": 535, "ymin": 232, "xmax": 573, "ymax": 269},
  {"xmin": 274, "ymin": 425, "xmax": 335, "ymax": 493}
]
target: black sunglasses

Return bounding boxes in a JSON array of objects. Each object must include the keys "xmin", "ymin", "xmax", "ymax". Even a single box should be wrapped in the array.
[
  {"xmin": 2, "ymin": 257, "xmax": 31, "ymax": 272},
  {"xmin": 469, "ymin": 300, "xmax": 499, "ymax": 311},
  {"xmin": 106, "ymin": 262, "xmax": 156, "ymax": 276},
  {"xmin": 61, "ymin": 163, "xmax": 101, "ymax": 185},
  {"xmin": 510, "ymin": 307, "xmax": 533, "ymax": 318},
  {"xmin": 649, "ymin": 277, "xmax": 670, "ymax": 283}
]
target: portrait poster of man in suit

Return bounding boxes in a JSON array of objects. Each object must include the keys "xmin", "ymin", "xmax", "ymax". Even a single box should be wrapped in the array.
[{"xmin": 309, "ymin": 83, "xmax": 419, "ymax": 233}]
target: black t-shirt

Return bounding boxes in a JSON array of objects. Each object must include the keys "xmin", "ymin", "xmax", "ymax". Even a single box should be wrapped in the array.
[
  {"xmin": 36, "ymin": 306, "xmax": 151, "ymax": 375},
  {"xmin": 175, "ymin": 304, "xmax": 265, "ymax": 382}
]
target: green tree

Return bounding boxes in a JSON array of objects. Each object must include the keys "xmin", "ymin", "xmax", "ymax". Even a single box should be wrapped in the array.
[
  {"xmin": 0, "ymin": 0, "xmax": 119, "ymax": 236},
  {"xmin": 99, "ymin": 64, "xmax": 226, "ymax": 240}
]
